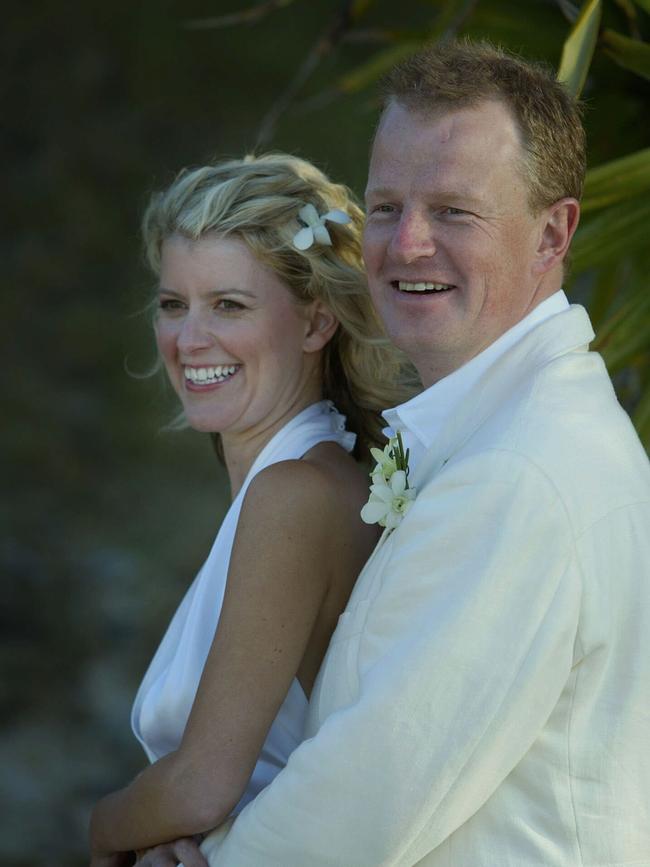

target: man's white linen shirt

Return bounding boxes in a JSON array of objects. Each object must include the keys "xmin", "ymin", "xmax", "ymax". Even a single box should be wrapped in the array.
[{"xmin": 203, "ymin": 294, "xmax": 650, "ymax": 867}]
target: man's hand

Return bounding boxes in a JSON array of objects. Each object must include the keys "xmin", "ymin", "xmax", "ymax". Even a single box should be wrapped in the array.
[{"xmin": 134, "ymin": 837, "xmax": 208, "ymax": 867}]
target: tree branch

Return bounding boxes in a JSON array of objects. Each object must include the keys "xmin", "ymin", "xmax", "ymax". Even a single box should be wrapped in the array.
[
  {"xmin": 254, "ymin": 0, "xmax": 357, "ymax": 147},
  {"xmin": 184, "ymin": 0, "xmax": 300, "ymax": 31},
  {"xmin": 294, "ymin": 0, "xmax": 479, "ymax": 118}
]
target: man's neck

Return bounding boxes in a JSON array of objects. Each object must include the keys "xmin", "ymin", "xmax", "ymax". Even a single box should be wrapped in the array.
[{"xmin": 416, "ymin": 284, "xmax": 564, "ymax": 388}]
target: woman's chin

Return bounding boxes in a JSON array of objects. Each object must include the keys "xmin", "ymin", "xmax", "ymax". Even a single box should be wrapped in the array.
[{"xmin": 185, "ymin": 413, "xmax": 229, "ymax": 435}]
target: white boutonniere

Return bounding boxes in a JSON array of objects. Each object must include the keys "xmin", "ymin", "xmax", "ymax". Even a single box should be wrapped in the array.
[{"xmin": 361, "ymin": 431, "xmax": 416, "ymax": 531}]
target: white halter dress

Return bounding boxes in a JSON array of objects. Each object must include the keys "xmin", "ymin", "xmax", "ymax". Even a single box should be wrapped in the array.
[{"xmin": 131, "ymin": 401, "xmax": 356, "ymax": 814}]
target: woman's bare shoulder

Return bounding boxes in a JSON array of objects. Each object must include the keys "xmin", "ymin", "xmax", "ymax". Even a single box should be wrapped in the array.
[
  {"xmin": 239, "ymin": 445, "xmax": 375, "ymax": 550},
  {"xmin": 246, "ymin": 446, "xmax": 365, "ymax": 513}
]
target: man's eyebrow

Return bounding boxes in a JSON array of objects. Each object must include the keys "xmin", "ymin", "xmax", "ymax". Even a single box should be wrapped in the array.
[
  {"xmin": 431, "ymin": 189, "xmax": 485, "ymax": 209},
  {"xmin": 365, "ymin": 186, "xmax": 485, "ymax": 210},
  {"xmin": 364, "ymin": 185, "xmax": 396, "ymax": 201}
]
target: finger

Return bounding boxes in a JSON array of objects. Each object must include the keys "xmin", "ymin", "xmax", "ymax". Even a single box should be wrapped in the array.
[
  {"xmin": 172, "ymin": 839, "xmax": 209, "ymax": 867},
  {"xmin": 135, "ymin": 850, "xmax": 177, "ymax": 867}
]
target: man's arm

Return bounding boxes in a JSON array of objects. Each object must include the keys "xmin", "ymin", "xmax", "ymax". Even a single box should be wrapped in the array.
[{"xmin": 205, "ymin": 449, "xmax": 581, "ymax": 866}]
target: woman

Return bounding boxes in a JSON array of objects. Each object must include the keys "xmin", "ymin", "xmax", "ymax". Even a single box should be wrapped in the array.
[{"xmin": 89, "ymin": 153, "xmax": 413, "ymax": 866}]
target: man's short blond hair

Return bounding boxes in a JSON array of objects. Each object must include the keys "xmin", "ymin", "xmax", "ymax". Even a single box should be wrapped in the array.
[{"xmin": 380, "ymin": 39, "xmax": 586, "ymax": 213}]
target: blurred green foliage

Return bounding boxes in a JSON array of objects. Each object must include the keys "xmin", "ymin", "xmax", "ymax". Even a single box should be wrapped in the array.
[{"xmin": 4, "ymin": 1, "xmax": 648, "ymax": 865}]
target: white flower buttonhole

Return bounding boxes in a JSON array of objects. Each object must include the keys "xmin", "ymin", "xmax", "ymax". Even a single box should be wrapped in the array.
[{"xmin": 361, "ymin": 432, "xmax": 416, "ymax": 531}]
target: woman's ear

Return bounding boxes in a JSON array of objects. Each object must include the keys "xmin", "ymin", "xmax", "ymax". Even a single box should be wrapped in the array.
[
  {"xmin": 533, "ymin": 197, "xmax": 581, "ymax": 275},
  {"xmin": 303, "ymin": 301, "xmax": 339, "ymax": 353}
]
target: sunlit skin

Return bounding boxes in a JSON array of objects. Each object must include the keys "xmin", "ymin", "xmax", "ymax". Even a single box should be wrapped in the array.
[
  {"xmin": 156, "ymin": 233, "xmax": 336, "ymax": 495},
  {"xmin": 362, "ymin": 100, "xmax": 580, "ymax": 387}
]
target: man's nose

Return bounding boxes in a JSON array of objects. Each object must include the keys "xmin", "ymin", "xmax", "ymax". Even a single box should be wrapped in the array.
[
  {"xmin": 387, "ymin": 210, "xmax": 436, "ymax": 263},
  {"xmin": 177, "ymin": 311, "xmax": 214, "ymax": 354}
]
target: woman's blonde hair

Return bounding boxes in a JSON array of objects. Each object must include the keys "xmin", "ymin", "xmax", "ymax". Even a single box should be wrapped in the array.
[{"xmin": 142, "ymin": 152, "xmax": 416, "ymax": 460}]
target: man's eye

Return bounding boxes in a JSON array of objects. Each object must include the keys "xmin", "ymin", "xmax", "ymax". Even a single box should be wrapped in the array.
[
  {"xmin": 368, "ymin": 203, "xmax": 396, "ymax": 215},
  {"xmin": 442, "ymin": 207, "xmax": 466, "ymax": 216}
]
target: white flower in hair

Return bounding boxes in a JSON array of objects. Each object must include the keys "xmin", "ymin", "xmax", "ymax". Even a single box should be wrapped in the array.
[{"xmin": 292, "ymin": 203, "xmax": 351, "ymax": 251}]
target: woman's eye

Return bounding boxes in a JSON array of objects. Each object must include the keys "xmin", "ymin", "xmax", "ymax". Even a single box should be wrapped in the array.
[
  {"xmin": 217, "ymin": 299, "xmax": 245, "ymax": 312},
  {"xmin": 159, "ymin": 298, "xmax": 185, "ymax": 311}
]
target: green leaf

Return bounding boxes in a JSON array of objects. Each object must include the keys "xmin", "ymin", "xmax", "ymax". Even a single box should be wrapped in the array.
[
  {"xmin": 571, "ymin": 193, "xmax": 650, "ymax": 272},
  {"xmin": 557, "ymin": 0, "xmax": 602, "ymax": 96},
  {"xmin": 615, "ymin": 0, "xmax": 640, "ymax": 18},
  {"xmin": 601, "ymin": 29, "xmax": 650, "ymax": 80},
  {"xmin": 587, "ymin": 262, "xmax": 619, "ymax": 328},
  {"xmin": 592, "ymin": 281, "xmax": 650, "ymax": 372},
  {"xmin": 337, "ymin": 0, "xmax": 475, "ymax": 94},
  {"xmin": 582, "ymin": 147, "xmax": 650, "ymax": 213},
  {"xmin": 632, "ymin": 386, "xmax": 650, "ymax": 450},
  {"xmin": 423, "ymin": 0, "xmax": 478, "ymax": 33},
  {"xmin": 350, "ymin": 0, "xmax": 378, "ymax": 19},
  {"xmin": 631, "ymin": 0, "xmax": 650, "ymax": 14},
  {"xmin": 338, "ymin": 40, "xmax": 425, "ymax": 93}
]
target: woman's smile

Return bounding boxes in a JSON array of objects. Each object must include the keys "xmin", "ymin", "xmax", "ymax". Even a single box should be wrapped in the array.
[{"xmin": 183, "ymin": 364, "xmax": 241, "ymax": 389}]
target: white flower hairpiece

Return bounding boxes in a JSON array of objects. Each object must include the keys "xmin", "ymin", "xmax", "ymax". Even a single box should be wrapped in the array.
[
  {"xmin": 292, "ymin": 203, "xmax": 351, "ymax": 251},
  {"xmin": 361, "ymin": 432, "xmax": 416, "ymax": 532}
]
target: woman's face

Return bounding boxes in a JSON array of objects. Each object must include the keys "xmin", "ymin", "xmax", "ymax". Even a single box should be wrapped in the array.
[{"xmin": 155, "ymin": 233, "xmax": 325, "ymax": 443}]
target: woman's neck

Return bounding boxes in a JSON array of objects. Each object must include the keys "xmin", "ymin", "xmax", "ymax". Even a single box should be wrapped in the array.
[{"xmin": 222, "ymin": 389, "xmax": 323, "ymax": 500}]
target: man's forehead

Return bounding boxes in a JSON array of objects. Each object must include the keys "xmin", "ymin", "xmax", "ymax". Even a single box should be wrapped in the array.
[
  {"xmin": 376, "ymin": 98, "xmax": 519, "ymax": 142},
  {"xmin": 376, "ymin": 97, "xmax": 459, "ymax": 132},
  {"xmin": 368, "ymin": 101, "xmax": 523, "ymax": 175},
  {"xmin": 364, "ymin": 102, "xmax": 531, "ymax": 214}
]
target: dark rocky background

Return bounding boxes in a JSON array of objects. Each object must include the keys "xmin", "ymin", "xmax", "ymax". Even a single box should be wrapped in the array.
[{"xmin": 3, "ymin": 2, "xmax": 648, "ymax": 864}]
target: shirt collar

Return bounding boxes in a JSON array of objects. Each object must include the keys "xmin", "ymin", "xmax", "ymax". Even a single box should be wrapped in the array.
[{"xmin": 383, "ymin": 291, "xmax": 570, "ymax": 467}]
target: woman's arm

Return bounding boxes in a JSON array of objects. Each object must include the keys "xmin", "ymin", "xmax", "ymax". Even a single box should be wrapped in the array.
[{"xmin": 89, "ymin": 459, "xmax": 346, "ymax": 859}]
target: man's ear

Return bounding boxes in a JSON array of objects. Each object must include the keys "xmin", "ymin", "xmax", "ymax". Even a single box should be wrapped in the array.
[
  {"xmin": 303, "ymin": 301, "xmax": 339, "ymax": 353},
  {"xmin": 533, "ymin": 197, "xmax": 580, "ymax": 275}
]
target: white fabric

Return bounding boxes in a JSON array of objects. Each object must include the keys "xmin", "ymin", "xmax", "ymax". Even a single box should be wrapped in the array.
[
  {"xmin": 131, "ymin": 400, "xmax": 355, "ymax": 814},
  {"xmin": 202, "ymin": 304, "xmax": 650, "ymax": 866}
]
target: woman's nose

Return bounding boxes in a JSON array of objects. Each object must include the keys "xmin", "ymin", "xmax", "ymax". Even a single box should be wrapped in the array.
[
  {"xmin": 387, "ymin": 210, "xmax": 437, "ymax": 264},
  {"xmin": 176, "ymin": 311, "xmax": 214, "ymax": 354}
]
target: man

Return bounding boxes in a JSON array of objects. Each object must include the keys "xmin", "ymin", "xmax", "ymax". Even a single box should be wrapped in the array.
[{"xmin": 198, "ymin": 40, "xmax": 650, "ymax": 866}]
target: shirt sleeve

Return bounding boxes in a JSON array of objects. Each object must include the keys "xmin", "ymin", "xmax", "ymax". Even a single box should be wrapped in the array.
[{"xmin": 203, "ymin": 449, "xmax": 581, "ymax": 866}]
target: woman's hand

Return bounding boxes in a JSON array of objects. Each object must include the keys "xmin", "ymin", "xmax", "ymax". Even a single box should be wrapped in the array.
[{"xmin": 134, "ymin": 838, "xmax": 208, "ymax": 867}]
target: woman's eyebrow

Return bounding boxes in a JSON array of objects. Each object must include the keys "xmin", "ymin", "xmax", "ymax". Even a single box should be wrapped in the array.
[{"xmin": 157, "ymin": 287, "xmax": 257, "ymax": 298}]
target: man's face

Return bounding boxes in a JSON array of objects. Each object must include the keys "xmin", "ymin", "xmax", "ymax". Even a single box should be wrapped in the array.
[{"xmin": 363, "ymin": 99, "xmax": 553, "ymax": 386}]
